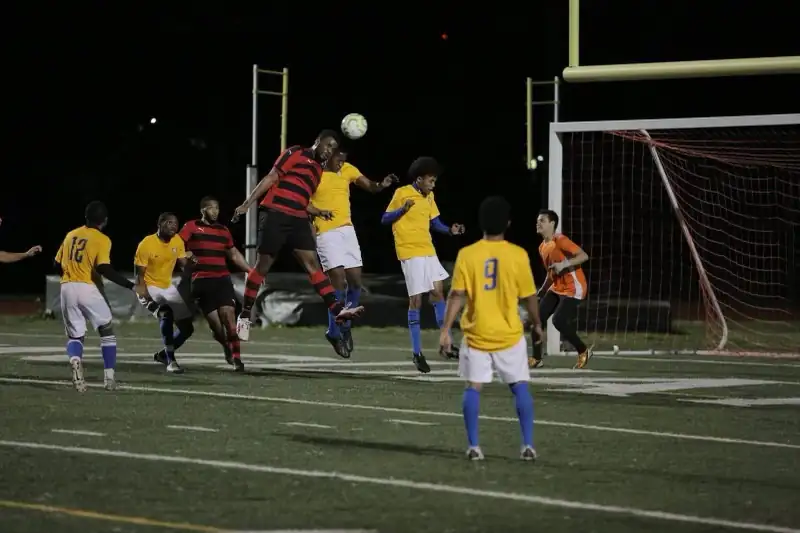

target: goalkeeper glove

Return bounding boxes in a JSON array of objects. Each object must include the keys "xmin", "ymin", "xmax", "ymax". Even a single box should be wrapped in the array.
[{"xmin": 137, "ymin": 294, "xmax": 159, "ymax": 318}]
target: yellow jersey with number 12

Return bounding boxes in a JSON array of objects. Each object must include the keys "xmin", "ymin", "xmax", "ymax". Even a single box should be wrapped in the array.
[
  {"xmin": 134, "ymin": 234, "xmax": 186, "ymax": 289},
  {"xmin": 311, "ymin": 162, "xmax": 362, "ymax": 235},
  {"xmin": 385, "ymin": 184, "xmax": 440, "ymax": 260},
  {"xmin": 450, "ymin": 239, "xmax": 536, "ymax": 352},
  {"xmin": 55, "ymin": 226, "xmax": 112, "ymax": 284}
]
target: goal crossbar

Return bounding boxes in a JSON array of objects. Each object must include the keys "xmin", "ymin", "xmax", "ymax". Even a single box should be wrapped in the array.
[{"xmin": 547, "ymin": 113, "xmax": 800, "ymax": 358}]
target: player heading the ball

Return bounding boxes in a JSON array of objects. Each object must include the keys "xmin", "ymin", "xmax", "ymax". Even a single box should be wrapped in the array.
[
  {"xmin": 439, "ymin": 196, "xmax": 542, "ymax": 461},
  {"xmin": 382, "ymin": 156, "xmax": 465, "ymax": 373}
]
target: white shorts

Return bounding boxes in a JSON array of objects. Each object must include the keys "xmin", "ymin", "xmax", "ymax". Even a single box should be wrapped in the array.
[
  {"xmin": 147, "ymin": 284, "xmax": 192, "ymax": 320},
  {"xmin": 400, "ymin": 255, "xmax": 449, "ymax": 296},
  {"xmin": 316, "ymin": 225, "xmax": 363, "ymax": 272},
  {"xmin": 458, "ymin": 336, "xmax": 530, "ymax": 384},
  {"xmin": 60, "ymin": 282, "xmax": 113, "ymax": 339}
]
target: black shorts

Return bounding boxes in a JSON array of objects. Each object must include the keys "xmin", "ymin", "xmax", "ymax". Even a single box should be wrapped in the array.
[
  {"xmin": 257, "ymin": 208, "xmax": 316, "ymax": 255},
  {"xmin": 191, "ymin": 276, "xmax": 237, "ymax": 316}
]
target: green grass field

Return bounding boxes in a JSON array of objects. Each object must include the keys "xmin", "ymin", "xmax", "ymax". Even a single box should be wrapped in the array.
[{"xmin": 1, "ymin": 317, "xmax": 799, "ymax": 533}]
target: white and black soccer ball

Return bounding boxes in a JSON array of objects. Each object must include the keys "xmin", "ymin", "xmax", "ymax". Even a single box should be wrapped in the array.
[{"xmin": 341, "ymin": 113, "xmax": 368, "ymax": 140}]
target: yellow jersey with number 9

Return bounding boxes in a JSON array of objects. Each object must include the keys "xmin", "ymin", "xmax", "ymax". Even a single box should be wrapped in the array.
[
  {"xmin": 311, "ymin": 162, "xmax": 363, "ymax": 235},
  {"xmin": 55, "ymin": 226, "xmax": 113, "ymax": 284},
  {"xmin": 385, "ymin": 184, "xmax": 440, "ymax": 260},
  {"xmin": 450, "ymin": 239, "xmax": 536, "ymax": 352}
]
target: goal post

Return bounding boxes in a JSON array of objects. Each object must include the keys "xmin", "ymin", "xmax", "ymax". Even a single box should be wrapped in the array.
[{"xmin": 546, "ymin": 113, "xmax": 800, "ymax": 358}]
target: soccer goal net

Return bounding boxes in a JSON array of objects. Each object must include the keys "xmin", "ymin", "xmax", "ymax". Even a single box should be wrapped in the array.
[{"xmin": 547, "ymin": 113, "xmax": 800, "ymax": 358}]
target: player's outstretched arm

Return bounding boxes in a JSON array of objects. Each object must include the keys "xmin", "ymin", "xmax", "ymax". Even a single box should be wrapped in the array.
[
  {"xmin": 355, "ymin": 173, "xmax": 398, "ymax": 194},
  {"xmin": 381, "ymin": 199, "xmax": 414, "ymax": 225},
  {"xmin": 430, "ymin": 217, "xmax": 465, "ymax": 236},
  {"xmin": 96, "ymin": 263, "xmax": 136, "ymax": 292},
  {"xmin": 0, "ymin": 245, "xmax": 42, "ymax": 263},
  {"xmin": 226, "ymin": 246, "xmax": 252, "ymax": 274},
  {"xmin": 232, "ymin": 169, "xmax": 280, "ymax": 222}
]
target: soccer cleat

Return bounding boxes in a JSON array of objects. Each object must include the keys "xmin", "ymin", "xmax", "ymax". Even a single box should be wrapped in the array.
[
  {"xmin": 439, "ymin": 345, "xmax": 459, "ymax": 360},
  {"xmin": 236, "ymin": 316, "xmax": 251, "ymax": 341},
  {"xmin": 325, "ymin": 332, "xmax": 350, "ymax": 359},
  {"xmin": 232, "ymin": 358, "xmax": 245, "ymax": 372},
  {"xmin": 335, "ymin": 305, "xmax": 364, "ymax": 324},
  {"xmin": 574, "ymin": 345, "xmax": 594, "ymax": 369},
  {"xmin": 520, "ymin": 446, "xmax": 537, "ymax": 461},
  {"xmin": 529, "ymin": 357, "xmax": 544, "ymax": 369},
  {"xmin": 153, "ymin": 350, "xmax": 168, "ymax": 366},
  {"xmin": 466, "ymin": 447, "xmax": 485, "ymax": 461},
  {"xmin": 70, "ymin": 357, "xmax": 87, "ymax": 393},
  {"xmin": 166, "ymin": 361, "xmax": 184, "ymax": 374},
  {"xmin": 413, "ymin": 352, "xmax": 430, "ymax": 373},
  {"xmin": 341, "ymin": 327, "xmax": 354, "ymax": 353},
  {"xmin": 103, "ymin": 369, "xmax": 117, "ymax": 391}
]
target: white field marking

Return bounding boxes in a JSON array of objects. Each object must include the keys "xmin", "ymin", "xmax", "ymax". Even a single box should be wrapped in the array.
[
  {"xmin": 0, "ymin": 346, "xmax": 99, "ymax": 354},
  {"xmin": 3, "ymin": 377, "xmax": 797, "ymax": 450},
  {"xmin": 166, "ymin": 425, "xmax": 219, "ymax": 433},
  {"xmin": 51, "ymin": 429, "xmax": 105, "ymax": 437},
  {"xmin": 0, "ymin": 440, "xmax": 798, "ymax": 533},
  {"xmin": 2, "ymin": 330, "xmax": 798, "ymax": 368},
  {"xmin": 680, "ymin": 397, "xmax": 800, "ymax": 408},
  {"xmin": 225, "ymin": 530, "xmax": 376, "ymax": 533},
  {"xmin": 387, "ymin": 419, "xmax": 438, "ymax": 426},
  {"xmin": 281, "ymin": 422, "xmax": 334, "ymax": 429}
]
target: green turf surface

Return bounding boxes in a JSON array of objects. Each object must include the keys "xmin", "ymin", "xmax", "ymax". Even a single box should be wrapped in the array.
[{"xmin": 1, "ymin": 318, "xmax": 799, "ymax": 532}]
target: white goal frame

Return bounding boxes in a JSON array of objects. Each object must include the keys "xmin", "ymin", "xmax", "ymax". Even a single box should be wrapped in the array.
[{"xmin": 547, "ymin": 113, "xmax": 800, "ymax": 357}]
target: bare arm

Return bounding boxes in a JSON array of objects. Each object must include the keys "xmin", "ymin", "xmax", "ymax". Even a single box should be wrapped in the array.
[
  {"xmin": 134, "ymin": 265, "xmax": 147, "ymax": 287},
  {"xmin": 523, "ymin": 294, "xmax": 542, "ymax": 329},
  {"xmin": 0, "ymin": 245, "xmax": 42, "ymax": 264},
  {"xmin": 226, "ymin": 247, "xmax": 252, "ymax": 273},
  {"xmin": 242, "ymin": 170, "xmax": 279, "ymax": 210},
  {"xmin": 442, "ymin": 289, "xmax": 466, "ymax": 332},
  {"xmin": 566, "ymin": 249, "xmax": 589, "ymax": 268},
  {"xmin": 354, "ymin": 173, "xmax": 397, "ymax": 194}
]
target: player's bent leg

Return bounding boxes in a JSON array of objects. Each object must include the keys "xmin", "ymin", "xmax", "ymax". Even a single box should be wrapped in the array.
[
  {"xmin": 156, "ymin": 305, "xmax": 185, "ymax": 374},
  {"xmin": 238, "ymin": 253, "xmax": 275, "ymax": 341},
  {"xmin": 342, "ymin": 267, "xmax": 364, "ymax": 352},
  {"xmin": 407, "ymin": 293, "xmax": 428, "ymax": 372},
  {"xmin": 205, "ymin": 310, "xmax": 233, "ymax": 365},
  {"xmin": 324, "ymin": 266, "xmax": 347, "ymax": 353},
  {"xmin": 551, "ymin": 298, "xmax": 591, "ymax": 369},
  {"xmin": 218, "ymin": 305, "xmax": 244, "ymax": 372},
  {"xmin": 531, "ymin": 291, "xmax": 560, "ymax": 368},
  {"xmin": 96, "ymin": 322, "xmax": 118, "ymax": 391}
]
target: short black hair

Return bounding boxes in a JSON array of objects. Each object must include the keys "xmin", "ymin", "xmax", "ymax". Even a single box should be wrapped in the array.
[
  {"xmin": 200, "ymin": 196, "xmax": 218, "ymax": 209},
  {"xmin": 316, "ymin": 129, "xmax": 341, "ymax": 144},
  {"xmin": 157, "ymin": 212, "xmax": 177, "ymax": 225},
  {"xmin": 479, "ymin": 196, "xmax": 511, "ymax": 236},
  {"xmin": 408, "ymin": 156, "xmax": 441, "ymax": 181},
  {"xmin": 84, "ymin": 201, "xmax": 108, "ymax": 226},
  {"xmin": 538, "ymin": 209, "xmax": 559, "ymax": 230}
]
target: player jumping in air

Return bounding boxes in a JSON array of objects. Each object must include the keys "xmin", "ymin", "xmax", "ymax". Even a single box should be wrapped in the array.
[
  {"xmin": 179, "ymin": 197, "xmax": 252, "ymax": 372},
  {"xmin": 134, "ymin": 212, "xmax": 197, "ymax": 374},
  {"xmin": 533, "ymin": 209, "xmax": 591, "ymax": 369},
  {"xmin": 439, "ymin": 196, "xmax": 543, "ymax": 461},
  {"xmin": 382, "ymin": 156, "xmax": 465, "ymax": 373},
  {"xmin": 55, "ymin": 201, "xmax": 150, "ymax": 392},
  {"xmin": 232, "ymin": 130, "xmax": 364, "ymax": 347},
  {"xmin": 310, "ymin": 150, "xmax": 398, "ymax": 355},
  {"xmin": 0, "ymin": 216, "xmax": 42, "ymax": 263}
]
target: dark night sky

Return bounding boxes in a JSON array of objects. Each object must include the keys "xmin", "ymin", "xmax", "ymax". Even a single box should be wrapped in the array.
[{"xmin": 3, "ymin": 1, "xmax": 798, "ymax": 294}]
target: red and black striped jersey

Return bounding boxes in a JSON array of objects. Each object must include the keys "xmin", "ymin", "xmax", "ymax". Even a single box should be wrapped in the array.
[
  {"xmin": 178, "ymin": 219, "xmax": 234, "ymax": 279},
  {"xmin": 260, "ymin": 145, "xmax": 323, "ymax": 218}
]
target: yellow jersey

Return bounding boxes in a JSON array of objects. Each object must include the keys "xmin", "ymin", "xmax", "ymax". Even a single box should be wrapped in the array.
[
  {"xmin": 385, "ymin": 184, "xmax": 440, "ymax": 260},
  {"xmin": 55, "ymin": 226, "xmax": 112, "ymax": 284},
  {"xmin": 450, "ymin": 239, "xmax": 537, "ymax": 352},
  {"xmin": 134, "ymin": 234, "xmax": 186, "ymax": 289},
  {"xmin": 311, "ymin": 162, "xmax": 362, "ymax": 235}
]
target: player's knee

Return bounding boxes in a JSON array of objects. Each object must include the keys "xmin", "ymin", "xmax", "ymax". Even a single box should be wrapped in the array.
[
  {"xmin": 429, "ymin": 289, "xmax": 444, "ymax": 302},
  {"xmin": 156, "ymin": 304, "xmax": 173, "ymax": 320},
  {"xmin": 551, "ymin": 313, "xmax": 568, "ymax": 332},
  {"xmin": 177, "ymin": 319, "xmax": 194, "ymax": 336},
  {"xmin": 466, "ymin": 382, "xmax": 483, "ymax": 392},
  {"xmin": 408, "ymin": 295, "xmax": 423, "ymax": 309},
  {"xmin": 97, "ymin": 322, "xmax": 115, "ymax": 337}
]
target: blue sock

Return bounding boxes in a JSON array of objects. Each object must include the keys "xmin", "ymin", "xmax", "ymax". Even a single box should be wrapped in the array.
[
  {"xmin": 66, "ymin": 339, "xmax": 83, "ymax": 359},
  {"xmin": 343, "ymin": 286, "xmax": 362, "ymax": 330},
  {"xmin": 327, "ymin": 289, "xmax": 345, "ymax": 338},
  {"xmin": 462, "ymin": 387, "xmax": 480, "ymax": 447},
  {"xmin": 159, "ymin": 315, "xmax": 175, "ymax": 361},
  {"xmin": 433, "ymin": 300, "xmax": 446, "ymax": 328},
  {"xmin": 100, "ymin": 335, "xmax": 117, "ymax": 370},
  {"xmin": 407, "ymin": 309, "xmax": 422, "ymax": 354},
  {"xmin": 511, "ymin": 382, "xmax": 534, "ymax": 447}
]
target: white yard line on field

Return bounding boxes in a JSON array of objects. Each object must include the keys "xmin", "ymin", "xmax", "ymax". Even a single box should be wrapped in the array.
[
  {"xmin": 0, "ymin": 439, "xmax": 797, "ymax": 533},
  {"xmin": 2, "ymin": 377, "xmax": 797, "ymax": 450}
]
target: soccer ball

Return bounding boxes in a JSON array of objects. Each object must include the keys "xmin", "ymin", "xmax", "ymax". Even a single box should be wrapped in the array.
[{"xmin": 341, "ymin": 113, "xmax": 368, "ymax": 140}]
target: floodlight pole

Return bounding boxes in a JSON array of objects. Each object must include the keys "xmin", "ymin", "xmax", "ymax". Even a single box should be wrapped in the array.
[{"xmin": 246, "ymin": 65, "xmax": 289, "ymax": 265}]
